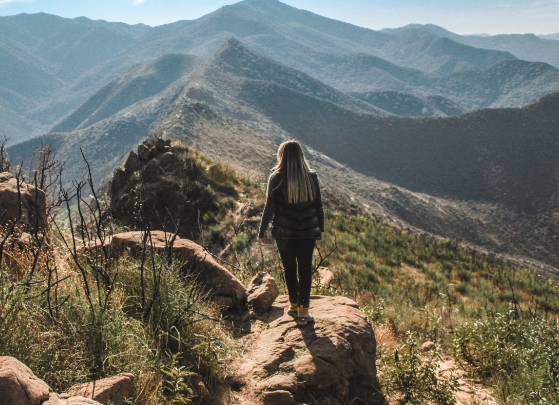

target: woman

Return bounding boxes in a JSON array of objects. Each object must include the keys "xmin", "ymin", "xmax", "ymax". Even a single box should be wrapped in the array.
[{"xmin": 258, "ymin": 140, "xmax": 324, "ymax": 324}]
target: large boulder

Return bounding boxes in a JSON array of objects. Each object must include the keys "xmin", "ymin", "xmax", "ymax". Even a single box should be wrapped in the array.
[
  {"xmin": 247, "ymin": 273, "xmax": 279, "ymax": 313},
  {"xmin": 234, "ymin": 296, "xmax": 380, "ymax": 404},
  {"xmin": 86, "ymin": 231, "xmax": 247, "ymax": 303},
  {"xmin": 43, "ymin": 394, "xmax": 102, "ymax": 405},
  {"xmin": 0, "ymin": 356, "xmax": 51, "ymax": 405},
  {"xmin": 0, "ymin": 173, "xmax": 46, "ymax": 233},
  {"xmin": 66, "ymin": 373, "xmax": 134, "ymax": 405}
]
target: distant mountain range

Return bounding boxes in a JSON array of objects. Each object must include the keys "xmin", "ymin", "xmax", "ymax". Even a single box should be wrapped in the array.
[
  {"xmin": 8, "ymin": 39, "xmax": 559, "ymax": 271},
  {"xmin": 2, "ymin": 0, "xmax": 559, "ymax": 143}
]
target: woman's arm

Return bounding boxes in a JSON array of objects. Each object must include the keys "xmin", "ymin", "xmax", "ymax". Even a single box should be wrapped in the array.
[
  {"xmin": 315, "ymin": 174, "xmax": 325, "ymax": 237},
  {"xmin": 258, "ymin": 174, "xmax": 278, "ymax": 241}
]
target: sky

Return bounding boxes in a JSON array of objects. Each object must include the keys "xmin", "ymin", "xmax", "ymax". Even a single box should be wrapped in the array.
[{"xmin": 0, "ymin": 0, "xmax": 558, "ymax": 35}]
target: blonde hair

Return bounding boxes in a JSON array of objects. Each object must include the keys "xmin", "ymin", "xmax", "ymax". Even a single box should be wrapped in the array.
[{"xmin": 269, "ymin": 140, "xmax": 316, "ymax": 204}]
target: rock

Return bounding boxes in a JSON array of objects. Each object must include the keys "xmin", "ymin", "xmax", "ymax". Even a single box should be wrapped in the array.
[
  {"xmin": 137, "ymin": 144, "xmax": 151, "ymax": 161},
  {"xmin": 233, "ymin": 296, "xmax": 379, "ymax": 403},
  {"xmin": 421, "ymin": 341, "xmax": 436, "ymax": 351},
  {"xmin": 110, "ymin": 168, "xmax": 128, "ymax": 197},
  {"xmin": 316, "ymin": 267, "xmax": 334, "ymax": 287},
  {"xmin": 90, "ymin": 231, "xmax": 247, "ymax": 303},
  {"xmin": 43, "ymin": 394, "xmax": 103, "ymax": 405},
  {"xmin": 66, "ymin": 373, "xmax": 134, "ymax": 405},
  {"xmin": 142, "ymin": 159, "xmax": 162, "ymax": 181},
  {"xmin": 294, "ymin": 355, "xmax": 345, "ymax": 391},
  {"xmin": 0, "ymin": 173, "xmax": 46, "ymax": 233},
  {"xmin": 154, "ymin": 138, "xmax": 166, "ymax": 152},
  {"xmin": 262, "ymin": 390, "xmax": 295, "ymax": 405},
  {"xmin": 261, "ymin": 374, "xmax": 299, "ymax": 393},
  {"xmin": 124, "ymin": 151, "xmax": 139, "ymax": 173},
  {"xmin": 247, "ymin": 273, "xmax": 279, "ymax": 313},
  {"xmin": 158, "ymin": 152, "xmax": 179, "ymax": 168},
  {"xmin": 0, "ymin": 356, "xmax": 51, "ymax": 405},
  {"xmin": 164, "ymin": 139, "xmax": 172, "ymax": 147}
]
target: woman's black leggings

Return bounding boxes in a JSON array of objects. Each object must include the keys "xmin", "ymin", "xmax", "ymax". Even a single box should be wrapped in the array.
[{"xmin": 276, "ymin": 238, "xmax": 316, "ymax": 308}]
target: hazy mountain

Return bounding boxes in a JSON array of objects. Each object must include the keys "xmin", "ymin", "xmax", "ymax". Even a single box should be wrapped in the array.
[
  {"xmin": 352, "ymin": 91, "xmax": 465, "ymax": 117},
  {"xmin": 50, "ymin": 54, "xmax": 202, "ymax": 133},
  {"xmin": 9, "ymin": 40, "xmax": 559, "ymax": 270},
  {"xmin": 540, "ymin": 34, "xmax": 559, "ymax": 41},
  {"xmin": 383, "ymin": 24, "xmax": 559, "ymax": 70},
  {"xmin": 1, "ymin": 0, "xmax": 532, "ymax": 142}
]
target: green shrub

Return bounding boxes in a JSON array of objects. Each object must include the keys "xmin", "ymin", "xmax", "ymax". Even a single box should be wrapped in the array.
[{"xmin": 453, "ymin": 311, "xmax": 559, "ymax": 404}]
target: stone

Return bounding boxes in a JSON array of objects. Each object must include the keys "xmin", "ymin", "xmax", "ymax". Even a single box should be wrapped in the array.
[
  {"xmin": 247, "ymin": 273, "xmax": 279, "ymax": 313},
  {"xmin": 89, "ymin": 231, "xmax": 247, "ymax": 303},
  {"xmin": 294, "ymin": 355, "xmax": 343, "ymax": 390},
  {"xmin": 316, "ymin": 267, "xmax": 334, "ymax": 287},
  {"xmin": 154, "ymin": 138, "xmax": 166, "ymax": 152},
  {"xmin": 0, "ymin": 356, "xmax": 51, "ymax": 405},
  {"xmin": 164, "ymin": 139, "xmax": 172, "ymax": 147},
  {"xmin": 110, "ymin": 168, "xmax": 128, "ymax": 197},
  {"xmin": 141, "ymin": 159, "xmax": 162, "ymax": 181},
  {"xmin": 137, "ymin": 143, "xmax": 151, "ymax": 161},
  {"xmin": 421, "ymin": 341, "xmax": 436, "ymax": 351},
  {"xmin": 66, "ymin": 373, "xmax": 134, "ymax": 405},
  {"xmin": 42, "ymin": 394, "xmax": 103, "ymax": 405},
  {"xmin": 232, "ymin": 296, "xmax": 379, "ymax": 403},
  {"xmin": 261, "ymin": 390, "xmax": 295, "ymax": 405},
  {"xmin": 124, "ymin": 151, "xmax": 139, "ymax": 173},
  {"xmin": 262, "ymin": 374, "xmax": 299, "ymax": 393},
  {"xmin": 0, "ymin": 173, "xmax": 46, "ymax": 233},
  {"xmin": 158, "ymin": 152, "xmax": 179, "ymax": 168}
]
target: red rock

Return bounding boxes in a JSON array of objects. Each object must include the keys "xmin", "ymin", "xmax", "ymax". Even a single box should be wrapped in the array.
[
  {"xmin": 293, "ymin": 355, "xmax": 343, "ymax": 390},
  {"xmin": 0, "ymin": 173, "xmax": 46, "ymax": 233},
  {"xmin": 233, "ymin": 295, "xmax": 379, "ymax": 403},
  {"xmin": 247, "ymin": 273, "xmax": 279, "ymax": 313},
  {"xmin": 66, "ymin": 373, "xmax": 134, "ymax": 405},
  {"xmin": 0, "ymin": 356, "xmax": 50, "ymax": 405},
  {"xmin": 261, "ymin": 390, "xmax": 295, "ymax": 405},
  {"xmin": 85, "ymin": 231, "xmax": 247, "ymax": 302}
]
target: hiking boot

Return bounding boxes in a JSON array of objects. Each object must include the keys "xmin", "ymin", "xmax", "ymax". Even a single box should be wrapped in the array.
[
  {"xmin": 297, "ymin": 305, "xmax": 314, "ymax": 325},
  {"xmin": 287, "ymin": 302, "xmax": 298, "ymax": 317}
]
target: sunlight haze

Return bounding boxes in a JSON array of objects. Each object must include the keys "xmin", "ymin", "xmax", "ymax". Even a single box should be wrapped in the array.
[{"xmin": 0, "ymin": 0, "xmax": 558, "ymax": 35}]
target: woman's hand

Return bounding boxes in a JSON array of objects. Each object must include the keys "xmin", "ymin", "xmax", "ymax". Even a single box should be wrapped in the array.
[
  {"xmin": 258, "ymin": 238, "xmax": 265, "ymax": 246},
  {"xmin": 320, "ymin": 232, "xmax": 324, "ymax": 240}
]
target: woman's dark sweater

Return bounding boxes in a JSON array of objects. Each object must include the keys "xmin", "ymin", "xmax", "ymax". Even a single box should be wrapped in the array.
[{"xmin": 258, "ymin": 171, "xmax": 324, "ymax": 239}]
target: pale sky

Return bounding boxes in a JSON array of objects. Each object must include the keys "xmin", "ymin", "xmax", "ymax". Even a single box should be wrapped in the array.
[{"xmin": 0, "ymin": 0, "xmax": 558, "ymax": 35}]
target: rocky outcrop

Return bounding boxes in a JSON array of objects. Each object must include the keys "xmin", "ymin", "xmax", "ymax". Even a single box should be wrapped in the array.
[
  {"xmin": 233, "ymin": 295, "xmax": 380, "ymax": 404},
  {"xmin": 247, "ymin": 272, "xmax": 279, "ymax": 313},
  {"xmin": 0, "ymin": 357, "xmax": 51, "ymax": 405},
  {"xmin": 109, "ymin": 138, "xmax": 238, "ymax": 241},
  {"xmin": 43, "ymin": 394, "xmax": 102, "ymax": 405},
  {"xmin": 0, "ymin": 173, "xmax": 46, "ymax": 233},
  {"xmin": 85, "ymin": 231, "xmax": 247, "ymax": 303},
  {"xmin": 66, "ymin": 373, "xmax": 134, "ymax": 405}
]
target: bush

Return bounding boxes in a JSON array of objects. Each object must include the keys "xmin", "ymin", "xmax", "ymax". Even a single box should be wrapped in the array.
[
  {"xmin": 380, "ymin": 332, "xmax": 458, "ymax": 404},
  {"xmin": 453, "ymin": 311, "xmax": 559, "ymax": 404}
]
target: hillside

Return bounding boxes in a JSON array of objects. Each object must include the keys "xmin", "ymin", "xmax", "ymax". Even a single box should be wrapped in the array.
[
  {"xmin": 352, "ymin": 91, "xmax": 465, "ymax": 117},
  {"xmin": 384, "ymin": 24, "xmax": 559, "ymax": 70},
  {"xmin": 1, "ymin": 139, "xmax": 558, "ymax": 404},
  {"xmin": 9, "ymin": 39, "xmax": 559, "ymax": 271}
]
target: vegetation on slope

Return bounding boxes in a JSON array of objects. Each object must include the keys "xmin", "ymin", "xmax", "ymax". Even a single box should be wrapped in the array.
[{"xmin": 2, "ymin": 141, "xmax": 559, "ymax": 404}]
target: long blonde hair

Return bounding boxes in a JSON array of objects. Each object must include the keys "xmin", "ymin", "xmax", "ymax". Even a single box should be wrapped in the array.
[{"xmin": 269, "ymin": 140, "xmax": 316, "ymax": 204}]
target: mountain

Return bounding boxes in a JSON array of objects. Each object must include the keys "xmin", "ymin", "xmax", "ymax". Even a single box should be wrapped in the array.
[
  {"xmin": 352, "ymin": 91, "xmax": 465, "ymax": 117},
  {"xmin": 383, "ymin": 24, "xmax": 559, "ymax": 70},
  {"xmin": 9, "ymin": 40, "xmax": 559, "ymax": 271},
  {"xmin": 540, "ymin": 33, "xmax": 559, "ymax": 41},
  {"xmin": 1, "ymin": 0, "xmax": 542, "ymax": 142},
  {"xmin": 50, "ymin": 53, "xmax": 202, "ymax": 133}
]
